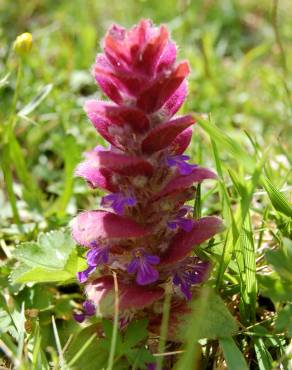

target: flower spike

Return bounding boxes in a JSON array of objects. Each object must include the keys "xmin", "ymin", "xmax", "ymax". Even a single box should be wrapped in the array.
[{"xmin": 72, "ymin": 20, "xmax": 223, "ymax": 334}]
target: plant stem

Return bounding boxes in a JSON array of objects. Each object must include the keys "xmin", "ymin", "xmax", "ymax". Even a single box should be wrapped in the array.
[
  {"xmin": 2, "ymin": 59, "xmax": 23, "ymax": 227},
  {"xmin": 156, "ymin": 285, "xmax": 172, "ymax": 370},
  {"xmin": 107, "ymin": 272, "xmax": 120, "ymax": 370}
]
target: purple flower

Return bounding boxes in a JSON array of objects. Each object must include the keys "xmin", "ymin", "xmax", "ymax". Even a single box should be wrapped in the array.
[
  {"xmin": 77, "ymin": 265, "xmax": 95, "ymax": 283},
  {"xmin": 166, "ymin": 154, "xmax": 197, "ymax": 175},
  {"xmin": 173, "ymin": 258, "xmax": 210, "ymax": 300},
  {"xmin": 87, "ymin": 242, "xmax": 109, "ymax": 266},
  {"xmin": 77, "ymin": 242, "xmax": 109, "ymax": 283},
  {"xmin": 73, "ymin": 300, "xmax": 96, "ymax": 323},
  {"xmin": 83, "ymin": 300, "xmax": 96, "ymax": 315},
  {"xmin": 127, "ymin": 249, "xmax": 160, "ymax": 285},
  {"xmin": 101, "ymin": 192, "xmax": 136, "ymax": 215},
  {"xmin": 167, "ymin": 206, "xmax": 193, "ymax": 232}
]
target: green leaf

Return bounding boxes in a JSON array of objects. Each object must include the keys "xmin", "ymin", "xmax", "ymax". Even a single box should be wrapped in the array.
[
  {"xmin": 0, "ymin": 72, "xmax": 10, "ymax": 88},
  {"xmin": 123, "ymin": 319, "xmax": 148, "ymax": 351},
  {"xmin": 14, "ymin": 230, "xmax": 75, "ymax": 270},
  {"xmin": 10, "ymin": 235, "xmax": 82, "ymax": 284},
  {"xmin": 126, "ymin": 348, "xmax": 154, "ymax": 369},
  {"xmin": 101, "ymin": 319, "xmax": 123, "ymax": 356},
  {"xmin": 220, "ymin": 337, "xmax": 249, "ymax": 370},
  {"xmin": 257, "ymin": 273, "xmax": 292, "ymax": 302},
  {"xmin": 275, "ymin": 304, "xmax": 292, "ymax": 337},
  {"xmin": 65, "ymin": 324, "xmax": 108, "ymax": 370},
  {"xmin": 178, "ymin": 290, "xmax": 238, "ymax": 342},
  {"xmin": 176, "ymin": 289, "xmax": 210, "ymax": 370},
  {"xmin": 253, "ymin": 338, "xmax": 273, "ymax": 370},
  {"xmin": 265, "ymin": 246, "xmax": 292, "ymax": 282},
  {"xmin": 0, "ymin": 294, "xmax": 15, "ymax": 335},
  {"xmin": 261, "ymin": 176, "xmax": 292, "ymax": 217},
  {"xmin": 10, "ymin": 251, "xmax": 81, "ymax": 283},
  {"xmin": 0, "ymin": 308, "xmax": 12, "ymax": 334},
  {"xmin": 10, "ymin": 266, "xmax": 73, "ymax": 283},
  {"xmin": 195, "ymin": 290, "xmax": 238, "ymax": 339}
]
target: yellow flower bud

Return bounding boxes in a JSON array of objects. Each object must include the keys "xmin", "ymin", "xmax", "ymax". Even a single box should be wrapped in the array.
[{"xmin": 13, "ymin": 32, "xmax": 33, "ymax": 56}]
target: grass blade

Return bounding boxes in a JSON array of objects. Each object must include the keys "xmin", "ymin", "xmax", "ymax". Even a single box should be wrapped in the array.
[
  {"xmin": 0, "ymin": 143, "xmax": 21, "ymax": 226},
  {"xmin": 261, "ymin": 176, "xmax": 292, "ymax": 217},
  {"xmin": 238, "ymin": 213, "xmax": 257, "ymax": 323},
  {"xmin": 18, "ymin": 83, "xmax": 53, "ymax": 116},
  {"xmin": 197, "ymin": 115, "xmax": 255, "ymax": 171},
  {"xmin": 220, "ymin": 337, "xmax": 249, "ymax": 370},
  {"xmin": 254, "ymin": 337, "xmax": 273, "ymax": 370},
  {"xmin": 52, "ymin": 315, "xmax": 66, "ymax": 369}
]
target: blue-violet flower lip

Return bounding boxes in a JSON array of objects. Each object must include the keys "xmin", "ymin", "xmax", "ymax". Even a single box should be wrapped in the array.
[
  {"xmin": 77, "ymin": 265, "xmax": 95, "ymax": 283},
  {"xmin": 87, "ymin": 243, "xmax": 109, "ymax": 266},
  {"xmin": 167, "ymin": 206, "xmax": 193, "ymax": 232},
  {"xmin": 173, "ymin": 258, "xmax": 210, "ymax": 300},
  {"xmin": 166, "ymin": 154, "xmax": 197, "ymax": 175},
  {"xmin": 127, "ymin": 249, "xmax": 160, "ymax": 285},
  {"xmin": 101, "ymin": 192, "xmax": 137, "ymax": 215},
  {"xmin": 83, "ymin": 300, "xmax": 96, "ymax": 316}
]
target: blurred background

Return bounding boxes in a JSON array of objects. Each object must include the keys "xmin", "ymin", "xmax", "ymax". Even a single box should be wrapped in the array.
[{"xmin": 0, "ymin": 1, "xmax": 291, "ymax": 368}]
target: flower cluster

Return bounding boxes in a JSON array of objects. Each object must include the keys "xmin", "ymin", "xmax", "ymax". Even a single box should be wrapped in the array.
[{"xmin": 72, "ymin": 20, "xmax": 222, "ymax": 331}]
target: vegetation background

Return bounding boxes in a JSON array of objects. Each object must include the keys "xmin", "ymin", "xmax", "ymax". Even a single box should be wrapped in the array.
[{"xmin": 0, "ymin": 0, "xmax": 291, "ymax": 369}]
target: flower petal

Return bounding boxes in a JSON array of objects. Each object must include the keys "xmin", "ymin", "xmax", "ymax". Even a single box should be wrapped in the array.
[
  {"xmin": 73, "ymin": 312, "xmax": 85, "ymax": 323},
  {"xmin": 72, "ymin": 210, "xmax": 150, "ymax": 246},
  {"xmin": 86, "ymin": 276, "xmax": 164, "ymax": 312},
  {"xmin": 153, "ymin": 167, "xmax": 217, "ymax": 200},
  {"xmin": 75, "ymin": 162, "xmax": 118, "ymax": 192},
  {"xmin": 156, "ymin": 41, "xmax": 177, "ymax": 73},
  {"xmin": 142, "ymin": 115, "xmax": 195, "ymax": 154},
  {"xmin": 139, "ymin": 25, "xmax": 169, "ymax": 74},
  {"xmin": 137, "ymin": 61, "xmax": 190, "ymax": 113},
  {"xmin": 136, "ymin": 264, "xmax": 159, "ymax": 285},
  {"xmin": 77, "ymin": 149, "xmax": 153, "ymax": 177},
  {"xmin": 83, "ymin": 300, "xmax": 96, "ymax": 316},
  {"xmin": 77, "ymin": 266, "xmax": 95, "ymax": 283},
  {"xmin": 161, "ymin": 217, "xmax": 224, "ymax": 265},
  {"xmin": 160, "ymin": 81, "xmax": 187, "ymax": 118},
  {"xmin": 85, "ymin": 100, "xmax": 150, "ymax": 133},
  {"xmin": 93, "ymin": 55, "xmax": 125, "ymax": 104},
  {"xmin": 169, "ymin": 127, "xmax": 193, "ymax": 155},
  {"xmin": 96, "ymin": 150, "xmax": 154, "ymax": 176}
]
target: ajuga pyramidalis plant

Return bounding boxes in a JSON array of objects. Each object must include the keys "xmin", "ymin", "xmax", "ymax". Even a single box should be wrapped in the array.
[{"xmin": 72, "ymin": 19, "xmax": 223, "ymax": 335}]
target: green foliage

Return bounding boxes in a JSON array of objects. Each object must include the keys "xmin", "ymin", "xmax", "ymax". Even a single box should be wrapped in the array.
[
  {"xmin": 266, "ymin": 246, "xmax": 292, "ymax": 283},
  {"xmin": 253, "ymin": 337, "xmax": 273, "ymax": 370},
  {"xmin": 220, "ymin": 337, "xmax": 249, "ymax": 370},
  {"xmin": 262, "ymin": 176, "xmax": 292, "ymax": 218},
  {"xmin": 63, "ymin": 319, "xmax": 154, "ymax": 370},
  {"xmin": 192, "ymin": 290, "xmax": 238, "ymax": 340},
  {"xmin": 275, "ymin": 304, "xmax": 292, "ymax": 337},
  {"xmin": 11, "ymin": 229, "xmax": 82, "ymax": 283}
]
